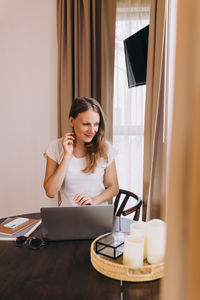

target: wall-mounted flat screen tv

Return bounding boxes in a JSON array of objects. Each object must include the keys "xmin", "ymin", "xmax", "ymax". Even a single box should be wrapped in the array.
[{"xmin": 124, "ymin": 25, "xmax": 149, "ymax": 88}]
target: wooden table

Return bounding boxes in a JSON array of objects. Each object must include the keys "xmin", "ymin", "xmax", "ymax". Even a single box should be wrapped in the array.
[{"xmin": 0, "ymin": 213, "xmax": 161, "ymax": 300}]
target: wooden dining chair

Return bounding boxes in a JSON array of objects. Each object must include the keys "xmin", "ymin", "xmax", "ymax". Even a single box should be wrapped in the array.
[{"xmin": 113, "ymin": 189, "xmax": 142, "ymax": 221}]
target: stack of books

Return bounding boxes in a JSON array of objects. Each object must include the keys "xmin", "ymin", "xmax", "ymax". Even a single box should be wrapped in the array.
[{"xmin": 0, "ymin": 216, "xmax": 41, "ymax": 241}]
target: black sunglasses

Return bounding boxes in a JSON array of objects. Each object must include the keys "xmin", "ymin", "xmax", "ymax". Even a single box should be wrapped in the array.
[{"xmin": 15, "ymin": 236, "xmax": 45, "ymax": 250}]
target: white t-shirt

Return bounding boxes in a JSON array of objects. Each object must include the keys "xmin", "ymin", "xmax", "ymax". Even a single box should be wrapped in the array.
[{"xmin": 44, "ymin": 139, "xmax": 116, "ymax": 206}]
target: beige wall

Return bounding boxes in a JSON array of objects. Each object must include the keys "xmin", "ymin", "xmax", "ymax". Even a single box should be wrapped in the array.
[{"xmin": 0, "ymin": 0, "xmax": 58, "ymax": 218}]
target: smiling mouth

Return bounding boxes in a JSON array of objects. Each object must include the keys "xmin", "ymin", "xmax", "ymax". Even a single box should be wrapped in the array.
[{"xmin": 85, "ymin": 134, "xmax": 94, "ymax": 138}]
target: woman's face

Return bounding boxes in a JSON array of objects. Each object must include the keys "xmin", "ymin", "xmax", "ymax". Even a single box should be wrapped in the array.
[{"xmin": 69, "ymin": 109, "xmax": 100, "ymax": 144}]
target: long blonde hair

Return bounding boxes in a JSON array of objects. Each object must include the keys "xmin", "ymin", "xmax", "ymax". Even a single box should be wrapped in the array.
[{"xmin": 69, "ymin": 97, "xmax": 108, "ymax": 173}]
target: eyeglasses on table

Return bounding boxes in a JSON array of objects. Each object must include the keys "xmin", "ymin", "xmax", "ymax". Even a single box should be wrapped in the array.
[{"xmin": 15, "ymin": 236, "xmax": 45, "ymax": 250}]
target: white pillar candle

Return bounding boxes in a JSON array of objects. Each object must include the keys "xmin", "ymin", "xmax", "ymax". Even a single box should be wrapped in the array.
[
  {"xmin": 123, "ymin": 235, "xmax": 144, "ymax": 269},
  {"xmin": 147, "ymin": 219, "xmax": 166, "ymax": 264},
  {"xmin": 130, "ymin": 221, "xmax": 147, "ymax": 259}
]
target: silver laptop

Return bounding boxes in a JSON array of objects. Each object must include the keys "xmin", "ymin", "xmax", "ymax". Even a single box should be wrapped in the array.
[{"xmin": 40, "ymin": 205, "xmax": 114, "ymax": 241}]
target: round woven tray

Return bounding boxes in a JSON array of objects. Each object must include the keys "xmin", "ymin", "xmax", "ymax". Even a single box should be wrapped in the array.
[{"xmin": 90, "ymin": 233, "xmax": 164, "ymax": 282}]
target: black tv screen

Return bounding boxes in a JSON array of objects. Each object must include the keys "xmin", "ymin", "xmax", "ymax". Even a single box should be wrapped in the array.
[{"xmin": 124, "ymin": 25, "xmax": 149, "ymax": 88}]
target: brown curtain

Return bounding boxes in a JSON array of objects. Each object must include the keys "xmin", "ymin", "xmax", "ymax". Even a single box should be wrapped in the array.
[
  {"xmin": 142, "ymin": 0, "xmax": 166, "ymax": 220},
  {"xmin": 161, "ymin": 0, "xmax": 200, "ymax": 299},
  {"xmin": 57, "ymin": 0, "xmax": 116, "ymax": 140}
]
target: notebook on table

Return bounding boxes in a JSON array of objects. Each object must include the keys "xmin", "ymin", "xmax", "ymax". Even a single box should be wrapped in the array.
[{"xmin": 40, "ymin": 205, "xmax": 114, "ymax": 241}]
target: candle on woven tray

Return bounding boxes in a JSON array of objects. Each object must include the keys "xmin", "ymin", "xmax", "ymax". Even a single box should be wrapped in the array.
[
  {"xmin": 130, "ymin": 221, "xmax": 147, "ymax": 259},
  {"xmin": 123, "ymin": 235, "xmax": 144, "ymax": 269},
  {"xmin": 146, "ymin": 219, "xmax": 166, "ymax": 264}
]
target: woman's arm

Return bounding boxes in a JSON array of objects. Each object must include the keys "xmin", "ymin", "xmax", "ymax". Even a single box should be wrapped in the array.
[
  {"xmin": 43, "ymin": 133, "xmax": 75, "ymax": 198},
  {"xmin": 43, "ymin": 155, "xmax": 71, "ymax": 198},
  {"xmin": 74, "ymin": 160, "xmax": 119, "ymax": 205}
]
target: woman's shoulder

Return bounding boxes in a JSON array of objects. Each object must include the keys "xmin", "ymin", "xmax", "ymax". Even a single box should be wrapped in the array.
[
  {"xmin": 105, "ymin": 140, "xmax": 117, "ymax": 165},
  {"xmin": 44, "ymin": 138, "xmax": 63, "ymax": 163},
  {"xmin": 47, "ymin": 138, "xmax": 63, "ymax": 153}
]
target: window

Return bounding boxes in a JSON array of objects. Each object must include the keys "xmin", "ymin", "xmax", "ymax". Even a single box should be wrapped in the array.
[{"xmin": 113, "ymin": 1, "xmax": 150, "ymax": 199}]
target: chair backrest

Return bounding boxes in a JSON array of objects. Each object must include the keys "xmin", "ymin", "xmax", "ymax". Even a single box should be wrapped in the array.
[{"xmin": 114, "ymin": 189, "xmax": 142, "ymax": 221}]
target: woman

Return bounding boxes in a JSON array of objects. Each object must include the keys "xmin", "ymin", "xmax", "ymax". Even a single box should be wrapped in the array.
[{"xmin": 44, "ymin": 97, "xmax": 119, "ymax": 206}]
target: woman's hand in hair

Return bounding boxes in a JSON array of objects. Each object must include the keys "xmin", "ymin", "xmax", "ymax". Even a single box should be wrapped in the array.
[
  {"xmin": 62, "ymin": 133, "xmax": 75, "ymax": 156},
  {"xmin": 74, "ymin": 193, "xmax": 97, "ymax": 206}
]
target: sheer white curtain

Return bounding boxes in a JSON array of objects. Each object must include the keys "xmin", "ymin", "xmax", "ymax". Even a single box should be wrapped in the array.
[{"xmin": 113, "ymin": 0, "xmax": 150, "ymax": 199}]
